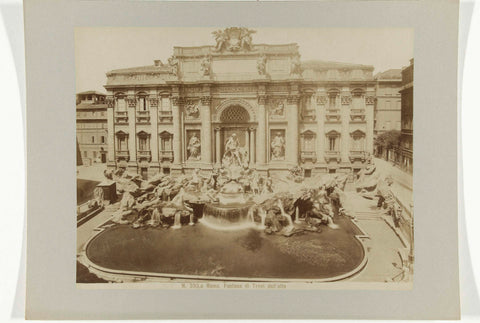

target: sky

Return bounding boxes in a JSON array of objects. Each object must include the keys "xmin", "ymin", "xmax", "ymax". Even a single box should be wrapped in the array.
[{"xmin": 75, "ymin": 27, "xmax": 414, "ymax": 93}]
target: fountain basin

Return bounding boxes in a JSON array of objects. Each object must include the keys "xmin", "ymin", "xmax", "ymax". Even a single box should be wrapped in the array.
[{"xmin": 82, "ymin": 216, "xmax": 367, "ymax": 282}]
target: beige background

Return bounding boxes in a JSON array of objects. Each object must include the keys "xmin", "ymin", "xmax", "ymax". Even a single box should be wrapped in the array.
[{"xmin": 25, "ymin": 0, "xmax": 459, "ymax": 319}]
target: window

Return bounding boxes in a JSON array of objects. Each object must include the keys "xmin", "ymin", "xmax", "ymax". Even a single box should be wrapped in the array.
[
  {"xmin": 329, "ymin": 94, "xmax": 336, "ymax": 108},
  {"xmin": 101, "ymin": 136, "xmax": 105, "ymax": 144},
  {"xmin": 93, "ymin": 151, "xmax": 97, "ymax": 159},
  {"xmin": 351, "ymin": 130, "xmax": 366, "ymax": 151},
  {"xmin": 304, "ymin": 169, "xmax": 312, "ymax": 178},
  {"xmin": 161, "ymin": 97, "xmax": 171, "ymax": 112},
  {"xmin": 326, "ymin": 130, "xmax": 340, "ymax": 151},
  {"xmin": 91, "ymin": 136, "xmax": 95, "ymax": 143},
  {"xmin": 138, "ymin": 97, "xmax": 148, "ymax": 111},
  {"xmin": 329, "ymin": 137, "xmax": 336, "ymax": 151},
  {"xmin": 301, "ymin": 131, "xmax": 316, "ymax": 152},
  {"xmin": 117, "ymin": 134, "xmax": 127, "ymax": 151},
  {"xmin": 139, "ymin": 137, "xmax": 148, "ymax": 151},
  {"xmin": 329, "ymin": 168, "xmax": 336, "ymax": 174},
  {"xmin": 137, "ymin": 132, "xmax": 150, "ymax": 151},
  {"xmin": 117, "ymin": 97, "xmax": 126, "ymax": 111}
]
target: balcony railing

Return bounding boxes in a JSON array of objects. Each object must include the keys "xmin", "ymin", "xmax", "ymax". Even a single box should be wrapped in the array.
[
  {"xmin": 350, "ymin": 109, "xmax": 366, "ymax": 121},
  {"xmin": 349, "ymin": 150, "xmax": 366, "ymax": 162},
  {"xmin": 137, "ymin": 150, "xmax": 152, "ymax": 162},
  {"xmin": 325, "ymin": 109, "xmax": 341, "ymax": 122},
  {"xmin": 324, "ymin": 150, "xmax": 341, "ymax": 162},
  {"xmin": 116, "ymin": 150, "xmax": 129, "ymax": 161},
  {"xmin": 158, "ymin": 110, "xmax": 173, "ymax": 123},
  {"xmin": 159, "ymin": 150, "xmax": 174, "ymax": 162},
  {"xmin": 114, "ymin": 111, "xmax": 128, "ymax": 124},
  {"xmin": 136, "ymin": 110, "xmax": 150, "ymax": 123},
  {"xmin": 300, "ymin": 151, "xmax": 317, "ymax": 163}
]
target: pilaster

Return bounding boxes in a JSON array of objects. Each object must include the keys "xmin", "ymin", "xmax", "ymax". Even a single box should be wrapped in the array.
[
  {"xmin": 286, "ymin": 94, "xmax": 300, "ymax": 165},
  {"xmin": 365, "ymin": 93, "xmax": 375, "ymax": 154},
  {"xmin": 316, "ymin": 94, "xmax": 326, "ymax": 164},
  {"xmin": 171, "ymin": 95, "xmax": 183, "ymax": 169},
  {"xmin": 200, "ymin": 95, "xmax": 212, "ymax": 164},
  {"xmin": 106, "ymin": 95, "xmax": 115, "ymax": 168},
  {"xmin": 256, "ymin": 94, "xmax": 267, "ymax": 166},
  {"xmin": 340, "ymin": 91, "xmax": 350, "ymax": 163},
  {"xmin": 126, "ymin": 95, "xmax": 137, "ymax": 166},
  {"xmin": 149, "ymin": 97, "xmax": 160, "ymax": 167}
]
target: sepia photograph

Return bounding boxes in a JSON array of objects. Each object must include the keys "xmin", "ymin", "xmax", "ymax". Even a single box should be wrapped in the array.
[{"xmin": 75, "ymin": 27, "xmax": 414, "ymax": 288}]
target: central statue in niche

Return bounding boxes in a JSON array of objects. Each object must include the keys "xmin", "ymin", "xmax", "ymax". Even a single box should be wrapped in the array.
[{"xmin": 222, "ymin": 133, "xmax": 249, "ymax": 167}]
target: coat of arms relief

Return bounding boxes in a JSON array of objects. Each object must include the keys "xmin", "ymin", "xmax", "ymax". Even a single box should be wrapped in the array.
[{"xmin": 212, "ymin": 27, "xmax": 256, "ymax": 52}]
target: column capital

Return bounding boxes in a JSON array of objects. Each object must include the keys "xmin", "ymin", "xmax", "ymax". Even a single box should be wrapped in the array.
[
  {"xmin": 258, "ymin": 95, "xmax": 268, "ymax": 105},
  {"xmin": 287, "ymin": 95, "xmax": 300, "ymax": 105},
  {"xmin": 341, "ymin": 95, "xmax": 352, "ymax": 105},
  {"xmin": 171, "ymin": 96, "xmax": 183, "ymax": 106},
  {"xmin": 126, "ymin": 96, "xmax": 136, "ymax": 108},
  {"xmin": 148, "ymin": 97, "xmax": 159, "ymax": 107},
  {"xmin": 201, "ymin": 95, "xmax": 212, "ymax": 106},
  {"xmin": 106, "ymin": 96, "xmax": 115, "ymax": 108},
  {"xmin": 316, "ymin": 95, "xmax": 327, "ymax": 105},
  {"xmin": 365, "ymin": 96, "xmax": 375, "ymax": 105},
  {"xmin": 249, "ymin": 127, "xmax": 256, "ymax": 132},
  {"xmin": 214, "ymin": 126, "xmax": 222, "ymax": 131}
]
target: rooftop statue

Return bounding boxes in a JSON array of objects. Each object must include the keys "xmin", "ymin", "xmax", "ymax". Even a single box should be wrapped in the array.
[{"xmin": 212, "ymin": 27, "xmax": 256, "ymax": 52}]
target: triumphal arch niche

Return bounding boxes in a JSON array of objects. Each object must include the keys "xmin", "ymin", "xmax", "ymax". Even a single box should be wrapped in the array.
[{"xmin": 104, "ymin": 27, "xmax": 375, "ymax": 177}]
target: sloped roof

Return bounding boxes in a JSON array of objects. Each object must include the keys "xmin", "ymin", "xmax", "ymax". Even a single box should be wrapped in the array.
[
  {"xmin": 302, "ymin": 60, "xmax": 374, "ymax": 70},
  {"xmin": 77, "ymin": 90, "xmax": 106, "ymax": 96},
  {"xmin": 107, "ymin": 64, "xmax": 171, "ymax": 74},
  {"xmin": 374, "ymin": 69, "xmax": 402, "ymax": 80}
]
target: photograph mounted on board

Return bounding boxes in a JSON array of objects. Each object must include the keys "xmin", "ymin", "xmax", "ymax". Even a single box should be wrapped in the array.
[{"xmin": 75, "ymin": 27, "xmax": 414, "ymax": 288}]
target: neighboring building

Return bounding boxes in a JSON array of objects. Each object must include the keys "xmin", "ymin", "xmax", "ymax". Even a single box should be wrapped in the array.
[
  {"xmin": 103, "ymin": 28, "xmax": 376, "ymax": 178},
  {"xmin": 399, "ymin": 59, "xmax": 414, "ymax": 173},
  {"xmin": 373, "ymin": 69, "xmax": 402, "ymax": 159},
  {"xmin": 76, "ymin": 91, "xmax": 108, "ymax": 165}
]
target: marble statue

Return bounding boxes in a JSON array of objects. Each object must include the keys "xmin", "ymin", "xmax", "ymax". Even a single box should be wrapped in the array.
[
  {"xmin": 257, "ymin": 54, "xmax": 267, "ymax": 75},
  {"xmin": 271, "ymin": 132, "xmax": 286, "ymax": 160},
  {"xmin": 168, "ymin": 55, "xmax": 179, "ymax": 76},
  {"xmin": 291, "ymin": 54, "xmax": 302, "ymax": 76},
  {"xmin": 200, "ymin": 55, "xmax": 211, "ymax": 76},
  {"xmin": 187, "ymin": 133, "xmax": 201, "ymax": 160},
  {"xmin": 222, "ymin": 133, "xmax": 246, "ymax": 167}
]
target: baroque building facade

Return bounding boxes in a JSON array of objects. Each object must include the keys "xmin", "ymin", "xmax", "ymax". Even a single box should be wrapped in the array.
[
  {"xmin": 76, "ymin": 91, "xmax": 108, "ymax": 165},
  {"xmin": 399, "ymin": 59, "xmax": 414, "ymax": 173},
  {"xmin": 104, "ymin": 28, "xmax": 375, "ymax": 178}
]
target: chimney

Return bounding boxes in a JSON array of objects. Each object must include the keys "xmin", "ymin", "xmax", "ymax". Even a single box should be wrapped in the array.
[{"xmin": 154, "ymin": 60, "xmax": 162, "ymax": 66}]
